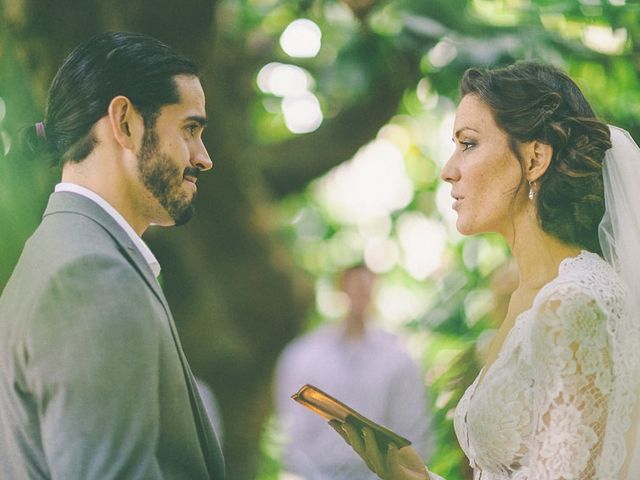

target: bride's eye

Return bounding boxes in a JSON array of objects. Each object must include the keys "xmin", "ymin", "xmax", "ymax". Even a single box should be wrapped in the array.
[{"xmin": 461, "ymin": 141, "xmax": 476, "ymax": 152}]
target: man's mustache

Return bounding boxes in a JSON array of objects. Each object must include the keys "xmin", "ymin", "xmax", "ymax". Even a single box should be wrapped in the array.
[{"xmin": 183, "ymin": 166, "xmax": 200, "ymax": 178}]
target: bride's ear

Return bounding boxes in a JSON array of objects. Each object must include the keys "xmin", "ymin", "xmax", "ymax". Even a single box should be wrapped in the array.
[{"xmin": 523, "ymin": 140, "xmax": 553, "ymax": 182}]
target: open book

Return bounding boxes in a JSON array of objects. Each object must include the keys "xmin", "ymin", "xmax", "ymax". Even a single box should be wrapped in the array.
[{"xmin": 291, "ymin": 384, "xmax": 412, "ymax": 450}]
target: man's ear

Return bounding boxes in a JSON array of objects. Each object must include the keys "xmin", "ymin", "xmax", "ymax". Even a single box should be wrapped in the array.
[
  {"xmin": 107, "ymin": 96, "xmax": 142, "ymax": 151},
  {"xmin": 524, "ymin": 140, "xmax": 553, "ymax": 182}
]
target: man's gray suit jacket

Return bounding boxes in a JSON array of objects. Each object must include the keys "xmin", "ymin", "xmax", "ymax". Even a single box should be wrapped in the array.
[{"xmin": 0, "ymin": 192, "xmax": 224, "ymax": 479}]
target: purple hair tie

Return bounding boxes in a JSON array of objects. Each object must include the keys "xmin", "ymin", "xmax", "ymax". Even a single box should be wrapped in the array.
[{"xmin": 35, "ymin": 122, "xmax": 46, "ymax": 140}]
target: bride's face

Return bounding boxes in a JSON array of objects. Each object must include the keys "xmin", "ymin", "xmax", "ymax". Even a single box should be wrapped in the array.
[{"xmin": 441, "ymin": 94, "xmax": 527, "ymax": 237}]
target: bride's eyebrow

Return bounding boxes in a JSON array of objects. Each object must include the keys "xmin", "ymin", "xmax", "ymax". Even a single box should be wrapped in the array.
[{"xmin": 454, "ymin": 127, "xmax": 480, "ymax": 138}]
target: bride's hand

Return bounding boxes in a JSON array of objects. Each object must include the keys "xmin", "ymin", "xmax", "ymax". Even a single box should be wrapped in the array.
[{"xmin": 330, "ymin": 420, "xmax": 429, "ymax": 480}]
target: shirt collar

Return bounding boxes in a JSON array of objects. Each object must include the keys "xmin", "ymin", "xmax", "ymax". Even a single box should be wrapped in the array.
[{"xmin": 54, "ymin": 183, "xmax": 161, "ymax": 278}]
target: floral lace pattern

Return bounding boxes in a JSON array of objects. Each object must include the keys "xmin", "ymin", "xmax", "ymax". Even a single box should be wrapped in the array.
[{"xmin": 453, "ymin": 251, "xmax": 639, "ymax": 479}]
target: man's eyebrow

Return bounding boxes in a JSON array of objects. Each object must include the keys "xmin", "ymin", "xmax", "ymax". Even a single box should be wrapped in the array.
[{"xmin": 185, "ymin": 115, "xmax": 208, "ymax": 127}]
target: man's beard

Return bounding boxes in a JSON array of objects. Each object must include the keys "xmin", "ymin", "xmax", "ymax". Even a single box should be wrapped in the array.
[{"xmin": 137, "ymin": 126, "xmax": 197, "ymax": 226}]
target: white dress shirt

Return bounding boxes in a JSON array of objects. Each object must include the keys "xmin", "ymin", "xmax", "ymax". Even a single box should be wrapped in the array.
[{"xmin": 54, "ymin": 183, "xmax": 161, "ymax": 278}]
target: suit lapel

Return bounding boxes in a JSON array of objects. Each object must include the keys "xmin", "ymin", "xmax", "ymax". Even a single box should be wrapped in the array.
[{"xmin": 43, "ymin": 192, "xmax": 225, "ymax": 479}]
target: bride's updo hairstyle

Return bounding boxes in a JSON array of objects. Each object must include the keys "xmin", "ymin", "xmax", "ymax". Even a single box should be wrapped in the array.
[{"xmin": 460, "ymin": 61, "xmax": 611, "ymax": 254}]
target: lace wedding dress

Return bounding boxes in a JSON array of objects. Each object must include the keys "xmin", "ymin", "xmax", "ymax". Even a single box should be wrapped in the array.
[{"xmin": 453, "ymin": 250, "xmax": 640, "ymax": 479}]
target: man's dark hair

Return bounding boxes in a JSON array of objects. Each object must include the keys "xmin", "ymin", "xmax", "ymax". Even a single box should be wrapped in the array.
[{"xmin": 26, "ymin": 31, "xmax": 198, "ymax": 166}]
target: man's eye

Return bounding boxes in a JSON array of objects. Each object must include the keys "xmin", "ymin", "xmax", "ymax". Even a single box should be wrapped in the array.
[{"xmin": 186, "ymin": 125, "xmax": 198, "ymax": 136}]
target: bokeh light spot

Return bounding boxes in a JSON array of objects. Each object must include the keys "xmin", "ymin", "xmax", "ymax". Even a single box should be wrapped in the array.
[{"xmin": 280, "ymin": 19, "xmax": 322, "ymax": 58}]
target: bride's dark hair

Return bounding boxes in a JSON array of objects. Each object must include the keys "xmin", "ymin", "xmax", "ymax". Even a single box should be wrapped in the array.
[{"xmin": 460, "ymin": 61, "xmax": 611, "ymax": 254}]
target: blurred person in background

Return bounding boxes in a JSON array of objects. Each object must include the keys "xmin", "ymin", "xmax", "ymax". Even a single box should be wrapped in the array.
[
  {"xmin": 275, "ymin": 265, "xmax": 431, "ymax": 480},
  {"xmin": 0, "ymin": 32, "xmax": 224, "ymax": 479},
  {"xmin": 333, "ymin": 61, "xmax": 640, "ymax": 480}
]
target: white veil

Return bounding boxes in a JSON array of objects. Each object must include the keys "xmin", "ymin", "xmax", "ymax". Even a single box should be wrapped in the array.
[{"xmin": 598, "ymin": 125, "xmax": 640, "ymax": 479}]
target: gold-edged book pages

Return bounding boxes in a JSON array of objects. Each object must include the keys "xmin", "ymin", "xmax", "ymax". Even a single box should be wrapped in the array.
[{"xmin": 291, "ymin": 384, "xmax": 412, "ymax": 449}]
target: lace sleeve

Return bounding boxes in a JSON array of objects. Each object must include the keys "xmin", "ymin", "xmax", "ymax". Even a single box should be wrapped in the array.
[{"xmin": 525, "ymin": 286, "xmax": 612, "ymax": 479}]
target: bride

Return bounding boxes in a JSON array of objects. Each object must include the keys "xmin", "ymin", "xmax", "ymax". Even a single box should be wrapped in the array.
[{"xmin": 332, "ymin": 61, "xmax": 640, "ymax": 479}]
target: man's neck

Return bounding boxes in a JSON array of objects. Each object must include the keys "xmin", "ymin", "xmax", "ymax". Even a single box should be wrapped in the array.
[
  {"xmin": 342, "ymin": 316, "xmax": 367, "ymax": 340},
  {"xmin": 61, "ymin": 161, "xmax": 150, "ymax": 236}
]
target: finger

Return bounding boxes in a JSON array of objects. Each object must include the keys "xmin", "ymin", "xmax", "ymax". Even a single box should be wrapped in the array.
[
  {"xmin": 362, "ymin": 427, "xmax": 386, "ymax": 475},
  {"xmin": 387, "ymin": 443, "xmax": 399, "ymax": 463},
  {"xmin": 389, "ymin": 444, "xmax": 430, "ymax": 480},
  {"xmin": 328, "ymin": 420, "xmax": 350, "ymax": 445},
  {"xmin": 342, "ymin": 421, "xmax": 365, "ymax": 455},
  {"xmin": 342, "ymin": 422, "xmax": 377, "ymax": 472},
  {"xmin": 387, "ymin": 444, "xmax": 402, "ymax": 477}
]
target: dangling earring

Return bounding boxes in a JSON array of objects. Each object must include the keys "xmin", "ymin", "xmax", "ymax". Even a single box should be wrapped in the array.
[{"xmin": 528, "ymin": 181, "xmax": 537, "ymax": 201}]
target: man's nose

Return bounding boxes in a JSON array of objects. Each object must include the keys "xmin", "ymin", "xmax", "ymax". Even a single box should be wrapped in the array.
[{"xmin": 193, "ymin": 140, "xmax": 213, "ymax": 171}]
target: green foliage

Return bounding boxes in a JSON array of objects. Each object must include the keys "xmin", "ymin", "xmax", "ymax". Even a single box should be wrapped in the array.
[
  {"xmin": 255, "ymin": 415, "xmax": 286, "ymax": 480},
  {"xmin": 0, "ymin": 28, "xmax": 56, "ymax": 287}
]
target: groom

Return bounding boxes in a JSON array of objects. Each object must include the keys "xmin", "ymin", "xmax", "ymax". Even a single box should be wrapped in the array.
[{"xmin": 0, "ymin": 32, "xmax": 224, "ymax": 479}]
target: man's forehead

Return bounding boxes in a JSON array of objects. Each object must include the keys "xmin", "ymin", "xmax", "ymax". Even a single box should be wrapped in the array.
[{"xmin": 162, "ymin": 75, "xmax": 206, "ymax": 118}]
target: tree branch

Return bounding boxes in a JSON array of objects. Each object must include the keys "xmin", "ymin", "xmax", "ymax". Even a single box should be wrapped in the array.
[{"xmin": 259, "ymin": 39, "xmax": 421, "ymax": 198}]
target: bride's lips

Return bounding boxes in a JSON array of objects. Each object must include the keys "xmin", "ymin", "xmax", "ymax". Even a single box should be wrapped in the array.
[{"xmin": 452, "ymin": 194, "xmax": 463, "ymax": 210}]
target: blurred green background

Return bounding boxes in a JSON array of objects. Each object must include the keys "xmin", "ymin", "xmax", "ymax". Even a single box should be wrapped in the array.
[{"xmin": 1, "ymin": 0, "xmax": 639, "ymax": 478}]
